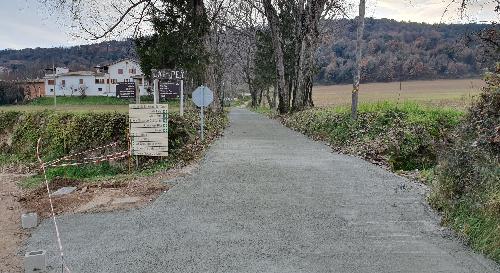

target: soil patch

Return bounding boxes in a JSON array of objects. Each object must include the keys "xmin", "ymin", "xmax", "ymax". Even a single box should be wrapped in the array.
[
  {"xmin": 0, "ymin": 173, "xmax": 30, "ymax": 273},
  {"xmin": 0, "ymin": 161, "xmax": 197, "ymax": 272}
]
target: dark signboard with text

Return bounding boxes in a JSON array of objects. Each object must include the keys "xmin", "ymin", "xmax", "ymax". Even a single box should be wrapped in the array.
[
  {"xmin": 159, "ymin": 81, "xmax": 181, "ymax": 100},
  {"xmin": 116, "ymin": 82, "xmax": 136, "ymax": 99}
]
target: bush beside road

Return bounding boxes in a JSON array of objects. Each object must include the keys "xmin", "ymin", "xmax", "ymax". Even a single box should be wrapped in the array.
[{"xmin": 0, "ymin": 108, "xmax": 228, "ymax": 186}]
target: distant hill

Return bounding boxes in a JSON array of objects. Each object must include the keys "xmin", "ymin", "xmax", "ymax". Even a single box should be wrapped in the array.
[
  {"xmin": 0, "ymin": 40, "xmax": 136, "ymax": 80},
  {"xmin": 316, "ymin": 18, "xmax": 492, "ymax": 84},
  {"xmin": 0, "ymin": 19, "xmax": 492, "ymax": 84}
]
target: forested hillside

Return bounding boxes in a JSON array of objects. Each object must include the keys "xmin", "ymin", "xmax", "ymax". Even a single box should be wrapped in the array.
[
  {"xmin": 316, "ymin": 18, "xmax": 491, "ymax": 84},
  {"xmin": 0, "ymin": 19, "xmax": 491, "ymax": 83},
  {"xmin": 0, "ymin": 40, "xmax": 136, "ymax": 79}
]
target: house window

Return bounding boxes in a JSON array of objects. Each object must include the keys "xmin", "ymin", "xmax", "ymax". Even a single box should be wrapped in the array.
[
  {"xmin": 95, "ymin": 79, "xmax": 105, "ymax": 84},
  {"xmin": 79, "ymin": 79, "xmax": 84, "ymax": 84},
  {"xmin": 118, "ymin": 69, "xmax": 123, "ymax": 74},
  {"xmin": 98, "ymin": 88, "xmax": 103, "ymax": 91},
  {"xmin": 111, "ymin": 79, "xmax": 117, "ymax": 84},
  {"xmin": 129, "ymin": 68, "xmax": 136, "ymax": 74},
  {"xmin": 107, "ymin": 79, "xmax": 110, "ymax": 84},
  {"xmin": 138, "ymin": 79, "xmax": 143, "ymax": 85},
  {"xmin": 48, "ymin": 79, "xmax": 55, "ymax": 85},
  {"xmin": 61, "ymin": 80, "xmax": 65, "ymax": 87}
]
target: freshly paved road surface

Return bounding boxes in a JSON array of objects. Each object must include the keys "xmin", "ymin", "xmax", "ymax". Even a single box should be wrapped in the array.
[{"xmin": 27, "ymin": 109, "xmax": 499, "ymax": 273}]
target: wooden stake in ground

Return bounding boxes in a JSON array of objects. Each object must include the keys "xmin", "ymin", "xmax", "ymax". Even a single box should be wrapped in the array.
[{"xmin": 351, "ymin": 0, "xmax": 366, "ymax": 120}]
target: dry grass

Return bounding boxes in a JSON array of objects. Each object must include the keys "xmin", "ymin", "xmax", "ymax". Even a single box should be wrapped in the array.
[{"xmin": 313, "ymin": 78, "xmax": 485, "ymax": 108}]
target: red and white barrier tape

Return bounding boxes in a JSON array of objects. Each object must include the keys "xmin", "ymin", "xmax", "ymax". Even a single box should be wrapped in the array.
[
  {"xmin": 44, "ymin": 141, "xmax": 120, "ymax": 167},
  {"xmin": 36, "ymin": 138, "xmax": 130, "ymax": 273},
  {"xmin": 37, "ymin": 138, "xmax": 72, "ymax": 273},
  {"xmin": 47, "ymin": 151, "xmax": 129, "ymax": 168}
]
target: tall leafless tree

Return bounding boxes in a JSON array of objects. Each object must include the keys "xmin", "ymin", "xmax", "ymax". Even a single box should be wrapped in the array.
[
  {"xmin": 260, "ymin": 0, "xmax": 345, "ymax": 113},
  {"xmin": 351, "ymin": 0, "xmax": 365, "ymax": 120}
]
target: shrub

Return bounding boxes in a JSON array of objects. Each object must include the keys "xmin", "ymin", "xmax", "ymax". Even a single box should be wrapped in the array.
[
  {"xmin": 0, "ymin": 109, "xmax": 228, "ymax": 181},
  {"xmin": 430, "ymin": 66, "xmax": 499, "ymax": 261},
  {"xmin": 0, "ymin": 81, "xmax": 25, "ymax": 105},
  {"xmin": 281, "ymin": 102, "xmax": 462, "ymax": 171}
]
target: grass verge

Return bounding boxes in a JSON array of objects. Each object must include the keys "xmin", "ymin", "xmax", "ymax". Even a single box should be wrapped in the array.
[
  {"xmin": 0, "ymin": 109, "xmax": 228, "ymax": 188},
  {"xmin": 269, "ymin": 101, "xmax": 463, "ymax": 171}
]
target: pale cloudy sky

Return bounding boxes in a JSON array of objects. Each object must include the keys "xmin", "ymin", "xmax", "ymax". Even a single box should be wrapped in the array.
[{"xmin": 0, "ymin": 0, "xmax": 498, "ymax": 50}]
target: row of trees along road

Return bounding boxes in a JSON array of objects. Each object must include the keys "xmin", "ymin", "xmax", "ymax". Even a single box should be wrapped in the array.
[{"xmin": 42, "ymin": 0, "xmax": 498, "ymax": 115}]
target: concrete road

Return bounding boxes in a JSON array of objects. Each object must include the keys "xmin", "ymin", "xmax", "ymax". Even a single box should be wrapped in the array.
[{"xmin": 27, "ymin": 109, "xmax": 499, "ymax": 273}]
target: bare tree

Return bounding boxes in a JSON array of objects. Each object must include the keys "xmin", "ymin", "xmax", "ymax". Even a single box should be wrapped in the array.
[
  {"xmin": 260, "ymin": 0, "xmax": 346, "ymax": 113},
  {"xmin": 262, "ymin": 0, "xmax": 289, "ymax": 113},
  {"xmin": 351, "ymin": 0, "xmax": 365, "ymax": 120}
]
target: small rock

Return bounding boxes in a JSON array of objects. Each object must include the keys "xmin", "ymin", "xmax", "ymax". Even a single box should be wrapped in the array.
[
  {"xmin": 51, "ymin": 187, "xmax": 77, "ymax": 197},
  {"xmin": 81, "ymin": 186, "xmax": 88, "ymax": 193},
  {"xmin": 8, "ymin": 206, "xmax": 14, "ymax": 210}
]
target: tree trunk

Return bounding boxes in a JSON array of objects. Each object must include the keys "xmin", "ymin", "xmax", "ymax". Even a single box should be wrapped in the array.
[
  {"xmin": 258, "ymin": 88, "xmax": 264, "ymax": 105},
  {"xmin": 272, "ymin": 82, "xmax": 277, "ymax": 109},
  {"xmin": 351, "ymin": 0, "xmax": 366, "ymax": 120},
  {"xmin": 293, "ymin": 0, "xmax": 326, "ymax": 111},
  {"xmin": 251, "ymin": 88, "xmax": 258, "ymax": 107},
  {"xmin": 263, "ymin": 0, "xmax": 289, "ymax": 114},
  {"xmin": 265, "ymin": 87, "xmax": 273, "ymax": 108}
]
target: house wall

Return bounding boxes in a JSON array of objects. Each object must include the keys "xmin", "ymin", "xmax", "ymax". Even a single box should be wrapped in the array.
[
  {"xmin": 18, "ymin": 82, "xmax": 45, "ymax": 99},
  {"xmin": 107, "ymin": 60, "xmax": 147, "ymax": 95},
  {"xmin": 43, "ymin": 60, "xmax": 148, "ymax": 97},
  {"xmin": 46, "ymin": 75, "xmax": 101, "ymax": 96}
]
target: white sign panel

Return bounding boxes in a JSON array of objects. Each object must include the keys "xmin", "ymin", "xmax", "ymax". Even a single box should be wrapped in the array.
[
  {"xmin": 151, "ymin": 69, "xmax": 184, "ymax": 80},
  {"xmin": 192, "ymin": 86, "xmax": 214, "ymax": 107},
  {"xmin": 129, "ymin": 104, "xmax": 168, "ymax": 157}
]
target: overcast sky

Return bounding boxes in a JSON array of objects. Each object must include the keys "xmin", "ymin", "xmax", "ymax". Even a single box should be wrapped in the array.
[{"xmin": 0, "ymin": 0, "xmax": 497, "ymax": 50}]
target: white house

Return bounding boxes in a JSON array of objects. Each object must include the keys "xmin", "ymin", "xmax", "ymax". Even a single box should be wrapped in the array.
[{"xmin": 44, "ymin": 59, "xmax": 148, "ymax": 97}]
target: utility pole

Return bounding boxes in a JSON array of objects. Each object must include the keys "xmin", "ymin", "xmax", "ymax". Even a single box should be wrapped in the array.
[
  {"xmin": 351, "ymin": 0, "xmax": 366, "ymax": 120},
  {"xmin": 53, "ymin": 62, "xmax": 56, "ymax": 108}
]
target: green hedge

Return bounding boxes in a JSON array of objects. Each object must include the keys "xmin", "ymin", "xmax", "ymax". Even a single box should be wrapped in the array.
[
  {"xmin": 280, "ymin": 102, "xmax": 463, "ymax": 171},
  {"xmin": 0, "ymin": 109, "xmax": 227, "ymax": 181}
]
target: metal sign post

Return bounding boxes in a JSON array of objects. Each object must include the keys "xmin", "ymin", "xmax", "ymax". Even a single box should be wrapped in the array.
[
  {"xmin": 180, "ymin": 79, "xmax": 184, "ymax": 117},
  {"xmin": 192, "ymin": 85, "xmax": 214, "ymax": 141},
  {"xmin": 201, "ymin": 104, "xmax": 205, "ymax": 140}
]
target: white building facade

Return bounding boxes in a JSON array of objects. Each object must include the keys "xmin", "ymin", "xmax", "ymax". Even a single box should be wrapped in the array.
[{"xmin": 44, "ymin": 59, "xmax": 148, "ymax": 97}]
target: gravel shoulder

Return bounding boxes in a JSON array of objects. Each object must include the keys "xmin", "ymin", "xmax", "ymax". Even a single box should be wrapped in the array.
[{"xmin": 26, "ymin": 108, "xmax": 499, "ymax": 273}]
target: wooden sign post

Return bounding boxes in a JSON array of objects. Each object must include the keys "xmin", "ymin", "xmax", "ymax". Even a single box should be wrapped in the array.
[
  {"xmin": 151, "ymin": 69, "xmax": 185, "ymax": 116},
  {"xmin": 129, "ymin": 104, "xmax": 169, "ymax": 157}
]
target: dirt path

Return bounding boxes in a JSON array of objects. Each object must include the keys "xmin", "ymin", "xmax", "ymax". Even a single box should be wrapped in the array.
[
  {"xmin": 0, "ymin": 173, "xmax": 29, "ymax": 273},
  {"xmin": 26, "ymin": 109, "xmax": 499, "ymax": 273}
]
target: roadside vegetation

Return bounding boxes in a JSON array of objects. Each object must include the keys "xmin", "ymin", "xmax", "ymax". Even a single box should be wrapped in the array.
[
  {"xmin": 278, "ymin": 101, "xmax": 463, "ymax": 171},
  {"xmin": 0, "ymin": 96, "xmax": 181, "ymax": 113},
  {"xmin": 252, "ymin": 70, "xmax": 499, "ymax": 262},
  {"xmin": 0, "ymin": 109, "xmax": 227, "ymax": 188},
  {"xmin": 429, "ymin": 69, "xmax": 500, "ymax": 262},
  {"xmin": 28, "ymin": 96, "xmax": 131, "ymax": 105}
]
